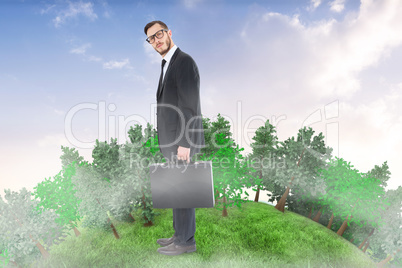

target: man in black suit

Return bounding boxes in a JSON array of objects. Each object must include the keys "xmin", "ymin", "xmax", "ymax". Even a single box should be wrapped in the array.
[{"xmin": 144, "ymin": 20, "xmax": 205, "ymax": 255}]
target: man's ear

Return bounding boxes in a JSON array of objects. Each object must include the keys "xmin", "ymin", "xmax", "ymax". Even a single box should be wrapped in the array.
[{"xmin": 168, "ymin": 29, "xmax": 172, "ymax": 36}]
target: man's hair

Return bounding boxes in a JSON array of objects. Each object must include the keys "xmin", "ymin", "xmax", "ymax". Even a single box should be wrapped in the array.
[{"xmin": 144, "ymin": 20, "xmax": 168, "ymax": 35}]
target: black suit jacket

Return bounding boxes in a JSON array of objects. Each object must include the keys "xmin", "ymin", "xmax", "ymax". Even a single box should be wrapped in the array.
[{"xmin": 156, "ymin": 47, "xmax": 205, "ymax": 159}]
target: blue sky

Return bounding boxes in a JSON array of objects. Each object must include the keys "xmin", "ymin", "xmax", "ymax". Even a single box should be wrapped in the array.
[{"xmin": 1, "ymin": 0, "xmax": 402, "ymax": 197}]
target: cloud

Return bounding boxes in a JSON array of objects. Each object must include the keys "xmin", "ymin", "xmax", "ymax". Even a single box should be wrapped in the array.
[
  {"xmin": 37, "ymin": 134, "xmax": 70, "ymax": 147},
  {"xmin": 51, "ymin": 1, "xmax": 98, "ymax": 28},
  {"xmin": 87, "ymin": 55, "xmax": 102, "ymax": 62},
  {"xmin": 70, "ymin": 43, "xmax": 91, "ymax": 55},
  {"xmin": 337, "ymin": 85, "xmax": 402, "ymax": 184},
  {"xmin": 236, "ymin": 0, "xmax": 402, "ymax": 101},
  {"xmin": 40, "ymin": 4, "xmax": 56, "ymax": 15},
  {"xmin": 67, "ymin": 40, "xmax": 133, "ymax": 71},
  {"xmin": 103, "ymin": 59, "xmax": 132, "ymax": 69},
  {"xmin": 99, "ymin": 0, "xmax": 112, "ymax": 18},
  {"xmin": 197, "ymin": 1, "xmax": 402, "ymax": 190},
  {"xmin": 329, "ymin": 0, "xmax": 346, "ymax": 13},
  {"xmin": 182, "ymin": 0, "xmax": 203, "ymax": 9},
  {"xmin": 143, "ymin": 41, "xmax": 161, "ymax": 64},
  {"xmin": 307, "ymin": 0, "xmax": 322, "ymax": 11},
  {"xmin": 54, "ymin": 109, "xmax": 65, "ymax": 116},
  {"xmin": 67, "ymin": 41, "xmax": 102, "ymax": 62}
]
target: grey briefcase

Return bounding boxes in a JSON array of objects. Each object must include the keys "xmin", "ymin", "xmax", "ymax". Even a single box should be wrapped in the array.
[{"xmin": 149, "ymin": 161, "xmax": 214, "ymax": 209}]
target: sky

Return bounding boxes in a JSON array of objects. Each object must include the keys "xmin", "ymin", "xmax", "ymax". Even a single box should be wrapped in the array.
[{"xmin": 1, "ymin": 0, "xmax": 401, "ymax": 199}]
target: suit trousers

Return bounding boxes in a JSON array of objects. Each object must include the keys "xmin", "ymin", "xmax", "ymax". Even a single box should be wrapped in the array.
[
  {"xmin": 173, "ymin": 207, "xmax": 196, "ymax": 246},
  {"xmin": 163, "ymin": 150, "xmax": 196, "ymax": 246}
]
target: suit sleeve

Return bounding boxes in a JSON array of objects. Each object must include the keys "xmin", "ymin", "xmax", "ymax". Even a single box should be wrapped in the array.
[{"xmin": 175, "ymin": 55, "xmax": 201, "ymax": 148}]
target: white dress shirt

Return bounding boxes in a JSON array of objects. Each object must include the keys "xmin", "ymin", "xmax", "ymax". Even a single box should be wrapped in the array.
[{"xmin": 162, "ymin": 44, "xmax": 178, "ymax": 81}]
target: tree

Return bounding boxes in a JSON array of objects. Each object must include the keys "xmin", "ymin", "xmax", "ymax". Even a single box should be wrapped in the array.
[
  {"xmin": 315, "ymin": 157, "xmax": 388, "ymax": 239},
  {"xmin": 200, "ymin": 113, "xmax": 234, "ymax": 158},
  {"xmin": 370, "ymin": 187, "xmax": 402, "ymax": 267},
  {"xmin": 0, "ymin": 188, "xmax": 66, "ymax": 266},
  {"xmin": 60, "ymin": 145, "xmax": 85, "ymax": 168},
  {"xmin": 91, "ymin": 137, "xmax": 141, "ymax": 224},
  {"xmin": 199, "ymin": 133, "xmax": 255, "ymax": 217},
  {"xmin": 70, "ymin": 162, "xmax": 120, "ymax": 239},
  {"xmin": 0, "ymin": 243, "xmax": 11, "ymax": 267},
  {"xmin": 126, "ymin": 123, "xmax": 164, "ymax": 226},
  {"xmin": 273, "ymin": 127, "xmax": 331, "ymax": 213},
  {"xmin": 33, "ymin": 161, "xmax": 82, "ymax": 237},
  {"xmin": 92, "ymin": 138, "xmax": 121, "ymax": 182},
  {"xmin": 351, "ymin": 162, "xmax": 392, "ymax": 250},
  {"xmin": 201, "ymin": 114, "xmax": 238, "ymax": 204},
  {"xmin": 248, "ymin": 119, "xmax": 278, "ymax": 202}
]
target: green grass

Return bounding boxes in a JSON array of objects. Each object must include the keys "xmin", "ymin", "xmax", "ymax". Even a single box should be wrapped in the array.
[{"xmin": 31, "ymin": 200, "xmax": 377, "ymax": 268}]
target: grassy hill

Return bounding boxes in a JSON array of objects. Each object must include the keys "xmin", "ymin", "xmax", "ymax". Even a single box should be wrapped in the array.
[{"xmin": 32, "ymin": 200, "xmax": 377, "ymax": 268}]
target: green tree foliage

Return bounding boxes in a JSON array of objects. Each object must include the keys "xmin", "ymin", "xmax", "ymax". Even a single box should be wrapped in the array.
[
  {"xmin": 92, "ymin": 138, "xmax": 121, "ymax": 181},
  {"xmin": 273, "ymin": 127, "xmax": 331, "ymax": 212},
  {"xmin": 71, "ymin": 162, "xmax": 115, "ymax": 231},
  {"xmin": 199, "ymin": 132, "xmax": 255, "ymax": 217},
  {"xmin": 368, "ymin": 186, "xmax": 402, "ymax": 267},
  {"xmin": 0, "ymin": 243, "xmax": 10, "ymax": 267},
  {"xmin": 60, "ymin": 146, "xmax": 85, "ymax": 168},
  {"xmin": 33, "ymin": 160, "xmax": 82, "ymax": 236},
  {"xmin": 0, "ymin": 188, "xmax": 66, "ymax": 266},
  {"xmin": 126, "ymin": 123, "xmax": 164, "ymax": 226},
  {"xmin": 248, "ymin": 119, "xmax": 279, "ymax": 201},
  {"xmin": 201, "ymin": 113, "xmax": 235, "ymax": 158},
  {"xmin": 317, "ymin": 158, "xmax": 387, "ymax": 235},
  {"xmin": 200, "ymin": 114, "xmax": 239, "ymax": 203},
  {"xmin": 90, "ymin": 137, "xmax": 140, "ymax": 224},
  {"xmin": 348, "ymin": 162, "xmax": 394, "ymax": 260}
]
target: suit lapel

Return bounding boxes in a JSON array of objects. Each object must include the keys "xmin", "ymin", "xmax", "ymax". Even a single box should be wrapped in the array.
[{"xmin": 157, "ymin": 48, "xmax": 181, "ymax": 100}]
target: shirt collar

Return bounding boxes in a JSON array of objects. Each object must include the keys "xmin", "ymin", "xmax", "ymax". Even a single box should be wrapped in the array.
[{"xmin": 163, "ymin": 45, "xmax": 178, "ymax": 65}]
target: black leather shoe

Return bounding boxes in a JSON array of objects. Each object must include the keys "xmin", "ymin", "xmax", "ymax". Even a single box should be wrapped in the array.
[
  {"xmin": 157, "ymin": 243, "xmax": 196, "ymax": 255},
  {"xmin": 157, "ymin": 235, "xmax": 176, "ymax": 246}
]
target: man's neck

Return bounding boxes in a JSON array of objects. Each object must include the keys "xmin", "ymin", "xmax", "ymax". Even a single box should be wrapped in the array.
[{"xmin": 163, "ymin": 44, "xmax": 178, "ymax": 61}]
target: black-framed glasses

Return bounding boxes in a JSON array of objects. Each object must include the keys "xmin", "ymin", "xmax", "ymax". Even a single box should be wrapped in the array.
[{"xmin": 146, "ymin": 29, "xmax": 168, "ymax": 44}]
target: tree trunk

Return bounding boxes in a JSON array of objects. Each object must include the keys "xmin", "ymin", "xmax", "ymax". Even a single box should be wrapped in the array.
[
  {"xmin": 141, "ymin": 189, "xmax": 153, "ymax": 227},
  {"xmin": 215, "ymin": 190, "xmax": 220, "ymax": 205},
  {"xmin": 336, "ymin": 215, "xmax": 353, "ymax": 236},
  {"xmin": 95, "ymin": 196, "xmax": 124, "ymax": 235},
  {"xmin": 312, "ymin": 207, "xmax": 322, "ymax": 222},
  {"xmin": 128, "ymin": 212, "xmax": 135, "ymax": 222},
  {"xmin": 358, "ymin": 228, "xmax": 375, "ymax": 249},
  {"xmin": 275, "ymin": 179, "xmax": 292, "ymax": 212},
  {"xmin": 26, "ymin": 234, "xmax": 51, "ymax": 259},
  {"xmin": 254, "ymin": 186, "xmax": 260, "ymax": 202},
  {"xmin": 11, "ymin": 212, "xmax": 51, "ymax": 259},
  {"xmin": 377, "ymin": 255, "xmax": 393, "ymax": 268},
  {"xmin": 69, "ymin": 220, "xmax": 81, "ymax": 237},
  {"xmin": 254, "ymin": 164, "xmax": 263, "ymax": 202},
  {"xmin": 362, "ymin": 241, "xmax": 369, "ymax": 253},
  {"xmin": 377, "ymin": 249, "xmax": 400, "ymax": 268},
  {"xmin": 308, "ymin": 205, "xmax": 313, "ymax": 219},
  {"xmin": 222, "ymin": 188, "xmax": 228, "ymax": 217},
  {"xmin": 327, "ymin": 213, "xmax": 334, "ymax": 229},
  {"xmin": 103, "ymin": 217, "xmax": 120, "ymax": 239},
  {"xmin": 73, "ymin": 226, "xmax": 81, "ymax": 237},
  {"xmin": 275, "ymin": 148, "xmax": 305, "ymax": 213},
  {"xmin": 34, "ymin": 239, "xmax": 51, "ymax": 259},
  {"xmin": 10, "ymin": 260, "xmax": 22, "ymax": 268}
]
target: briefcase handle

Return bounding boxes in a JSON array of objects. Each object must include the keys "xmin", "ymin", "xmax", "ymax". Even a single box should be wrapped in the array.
[{"xmin": 170, "ymin": 155, "xmax": 195, "ymax": 165}]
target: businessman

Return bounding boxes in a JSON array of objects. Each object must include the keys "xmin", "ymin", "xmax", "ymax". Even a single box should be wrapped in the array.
[{"xmin": 144, "ymin": 20, "xmax": 205, "ymax": 255}]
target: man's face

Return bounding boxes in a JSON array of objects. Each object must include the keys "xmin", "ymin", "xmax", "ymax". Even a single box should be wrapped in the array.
[{"xmin": 147, "ymin": 24, "xmax": 173, "ymax": 57}]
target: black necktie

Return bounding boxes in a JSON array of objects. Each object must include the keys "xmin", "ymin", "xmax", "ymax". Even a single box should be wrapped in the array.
[{"xmin": 157, "ymin": 59, "xmax": 167, "ymax": 98}]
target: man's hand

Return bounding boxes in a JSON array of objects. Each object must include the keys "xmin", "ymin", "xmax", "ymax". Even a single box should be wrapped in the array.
[{"xmin": 177, "ymin": 146, "xmax": 190, "ymax": 163}]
